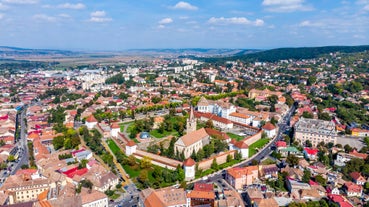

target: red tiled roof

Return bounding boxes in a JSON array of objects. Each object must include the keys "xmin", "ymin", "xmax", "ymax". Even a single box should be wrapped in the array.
[
  {"xmin": 345, "ymin": 182, "xmax": 362, "ymax": 193},
  {"xmin": 62, "ymin": 167, "xmax": 88, "ymax": 178},
  {"xmin": 275, "ymin": 141, "xmax": 286, "ymax": 148},
  {"xmin": 262, "ymin": 122, "xmax": 276, "ymax": 131},
  {"xmin": 350, "ymin": 172, "xmax": 364, "ymax": 181},
  {"xmin": 194, "ymin": 112, "xmax": 232, "ymax": 124},
  {"xmin": 86, "ymin": 115, "xmax": 97, "ymax": 123},
  {"xmin": 15, "ymin": 169, "xmax": 37, "ymax": 176},
  {"xmin": 193, "ymin": 183, "xmax": 213, "ymax": 192},
  {"xmin": 234, "ymin": 141, "xmax": 249, "ymax": 149},
  {"xmin": 183, "ymin": 158, "xmax": 196, "ymax": 166},
  {"xmin": 349, "ymin": 150, "xmax": 368, "ymax": 159},
  {"xmin": 304, "ymin": 147, "xmax": 318, "ymax": 155},
  {"xmin": 111, "ymin": 123, "xmax": 120, "ymax": 129},
  {"xmin": 127, "ymin": 140, "xmax": 136, "ymax": 147}
]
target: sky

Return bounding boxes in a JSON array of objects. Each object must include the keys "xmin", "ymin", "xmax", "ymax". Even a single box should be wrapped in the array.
[{"xmin": 0, "ymin": 0, "xmax": 368, "ymax": 50}]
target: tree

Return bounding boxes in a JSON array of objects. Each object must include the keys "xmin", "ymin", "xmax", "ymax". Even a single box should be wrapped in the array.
[
  {"xmin": 7, "ymin": 155, "xmax": 15, "ymax": 162},
  {"xmin": 80, "ymin": 179, "xmax": 93, "ymax": 190},
  {"xmin": 315, "ymin": 175, "xmax": 326, "ymax": 186},
  {"xmin": 234, "ymin": 151, "xmax": 242, "ymax": 161},
  {"xmin": 140, "ymin": 156, "xmax": 152, "ymax": 169},
  {"xmin": 286, "ymin": 154, "xmax": 299, "ymax": 166},
  {"xmin": 226, "ymin": 154, "xmax": 233, "ymax": 162},
  {"xmin": 307, "ymin": 76, "xmax": 317, "ymax": 86},
  {"xmin": 205, "ymin": 120, "xmax": 214, "ymax": 129},
  {"xmin": 302, "ymin": 111, "xmax": 314, "ymax": 119},
  {"xmin": 305, "ymin": 140, "xmax": 312, "ymax": 147},
  {"xmin": 344, "ymin": 144, "xmax": 352, "ymax": 153},
  {"xmin": 211, "ymin": 158, "xmax": 218, "ymax": 170},
  {"xmin": 138, "ymin": 170, "xmax": 149, "ymax": 188},
  {"xmin": 196, "ymin": 149, "xmax": 205, "ymax": 161},
  {"xmin": 52, "ymin": 135, "xmax": 65, "ymax": 150},
  {"xmin": 318, "ymin": 112, "xmax": 331, "ymax": 121}
]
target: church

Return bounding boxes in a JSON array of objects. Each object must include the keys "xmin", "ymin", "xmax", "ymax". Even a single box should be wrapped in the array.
[{"xmin": 174, "ymin": 107, "xmax": 210, "ymax": 159}]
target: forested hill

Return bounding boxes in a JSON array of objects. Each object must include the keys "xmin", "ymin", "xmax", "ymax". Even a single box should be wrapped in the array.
[{"xmin": 203, "ymin": 45, "xmax": 369, "ymax": 63}]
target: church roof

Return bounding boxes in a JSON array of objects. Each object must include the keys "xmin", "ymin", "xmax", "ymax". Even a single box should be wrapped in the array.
[{"xmin": 176, "ymin": 128, "xmax": 209, "ymax": 147}]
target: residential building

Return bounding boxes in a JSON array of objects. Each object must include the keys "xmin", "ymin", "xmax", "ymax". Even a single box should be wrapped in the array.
[
  {"xmin": 229, "ymin": 112, "xmax": 252, "ymax": 125},
  {"xmin": 226, "ymin": 166, "xmax": 258, "ymax": 190},
  {"xmin": 187, "ymin": 183, "xmax": 215, "ymax": 207},
  {"xmin": 350, "ymin": 172, "xmax": 366, "ymax": 185},
  {"xmin": 0, "ymin": 172, "xmax": 67, "ymax": 205},
  {"xmin": 286, "ymin": 178, "xmax": 311, "ymax": 193},
  {"xmin": 294, "ymin": 117, "xmax": 337, "ymax": 146},
  {"xmin": 344, "ymin": 182, "xmax": 362, "ymax": 197},
  {"xmin": 81, "ymin": 188, "xmax": 108, "ymax": 207},
  {"xmin": 139, "ymin": 187, "xmax": 190, "ymax": 207}
]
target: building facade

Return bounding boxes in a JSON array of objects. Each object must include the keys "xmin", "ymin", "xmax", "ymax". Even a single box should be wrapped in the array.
[{"xmin": 294, "ymin": 117, "xmax": 337, "ymax": 146}]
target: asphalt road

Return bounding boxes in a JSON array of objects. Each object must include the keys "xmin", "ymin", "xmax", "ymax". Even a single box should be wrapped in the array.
[
  {"xmin": 11, "ymin": 107, "xmax": 29, "ymax": 175},
  {"xmin": 205, "ymin": 104, "xmax": 297, "ymax": 183}
]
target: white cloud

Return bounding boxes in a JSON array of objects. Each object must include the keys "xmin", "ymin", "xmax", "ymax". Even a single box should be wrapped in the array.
[
  {"xmin": 2, "ymin": 0, "xmax": 38, "ymax": 4},
  {"xmin": 171, "ymin": 1, "xmax": 198, "ymax": 10},
  {"xmin": 364, "ymin": 4, "xmax": 369, "ymax": 11},
  {"xmin": 158, "ymin": 17, "xmax": 173, "ymax": 24},
  {"xmin": 0, "ymin": 13, "xmax": 4, "ymax": 20},
  {"xmin": 208, "ymin": 17, "xmax": 264, "ymax": 26},
  {"xmin": 57, "ymin": 3, "xmax": 85, "ymax": 10},
  {"xmin": 33, "ymin": 14, "xmax": 56, "ymax": 22},
  {"xmin": 262, "ymin": 0, "xmax": 313, "ymax": 12},
  {"xmin": 299, "ymin": 20, "xmax": 324, "ymax": 27},
  {"xmin": 89, "ymin": 10, "xmax": 112, "ymax": 22},
  {"xmin": 0, "ymin": 3, "xmax": 9, "ymax": 10},
  {"xmin": 58, "ymin": 13, "xmax": 71, "ymax": 18}
]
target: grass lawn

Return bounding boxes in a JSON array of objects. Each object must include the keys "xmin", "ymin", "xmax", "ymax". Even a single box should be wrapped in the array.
[
  {"xmin": 219, "ymin": 159, "xmax": 239, "ymax": 169},
  {"xmin": 226, "ymin": 132, "xmax": 245, "ymax": 141},
  {"xmin": 261, "ymin": 158, "xmax": 276, "ymax": 165},
  {"xmin": 107, "ymin": 139, "xmax": 120, "ymax": 155},
  {"xmin": 150, "ymin": 129, "xmax": 179, "ymax": 138},
  {"xmin": 122, "ymin": 164, "xmax": 141, "ymax": 178},
  {"xmin": 249, "ymin": 138, "xmax": 270, "ymax": 157}
]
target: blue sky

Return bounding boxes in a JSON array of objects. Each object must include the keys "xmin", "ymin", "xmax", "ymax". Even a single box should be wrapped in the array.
[{"xmin": 0, "ymin": 0, "xmax": 368, "ymax": 50}]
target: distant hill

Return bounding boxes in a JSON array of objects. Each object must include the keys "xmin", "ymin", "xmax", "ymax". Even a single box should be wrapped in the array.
[
  {"xmin": 203, "ymin": 45, "xmax": 369, "ymax": 63},
  {"xmin": 125, "ymin": 48, "xmax": 260, "ymax": 57},
  {"xmin": 0, "ymin": 46, "xmax": 78, "ymax": 57}
]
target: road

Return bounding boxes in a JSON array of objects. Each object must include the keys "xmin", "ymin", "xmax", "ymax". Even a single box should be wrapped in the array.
[
  {"xmin": 12, "ymin": 106, "xmax": 29, "ymax": 174},
  {"xmin": 204, "ymin": 104, "xmax": 297, "ymax": 184}
]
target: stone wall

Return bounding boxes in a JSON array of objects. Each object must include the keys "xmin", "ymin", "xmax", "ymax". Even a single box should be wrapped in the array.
[
  {"xmin": 198, "ymin": 150, "xmax": 236, "ymax": 170},
  {"xmin": 243, "ymin": 130, "xmax": 263, "ymax": 146}
]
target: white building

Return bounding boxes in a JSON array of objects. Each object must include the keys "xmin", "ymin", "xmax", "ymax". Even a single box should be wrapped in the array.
[
  {"xmin": 196, "ymin": 97, "xmax": 236, "ymax": 119},
  {"xmin": 85, "ymin": 115, "xmax": 98, "ymax": 130},
  {"xmin": 125, "ymin": 141, "xmax": 137, "ymax": 156},
  {"xmin": 262, "ymin": 122, "xmax": 277, "ymax": 138},
  {"xmin": 183, "ymin": 158, "xmax": 195, "ymax": 181},
  {"xmin": 110, "ymin": 123, "xmax": 120, "ymax": 137}
]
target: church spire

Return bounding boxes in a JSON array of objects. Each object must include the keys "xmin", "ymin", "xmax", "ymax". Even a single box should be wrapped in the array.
[{"xmin": 186, "ymin": 106, "xmax": 197, "ymax": 134}]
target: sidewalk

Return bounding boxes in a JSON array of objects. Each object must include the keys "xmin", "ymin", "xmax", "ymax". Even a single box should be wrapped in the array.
[{"xmin": 102, "ymin": 140, "xmax": 132, "ymax": 185}]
